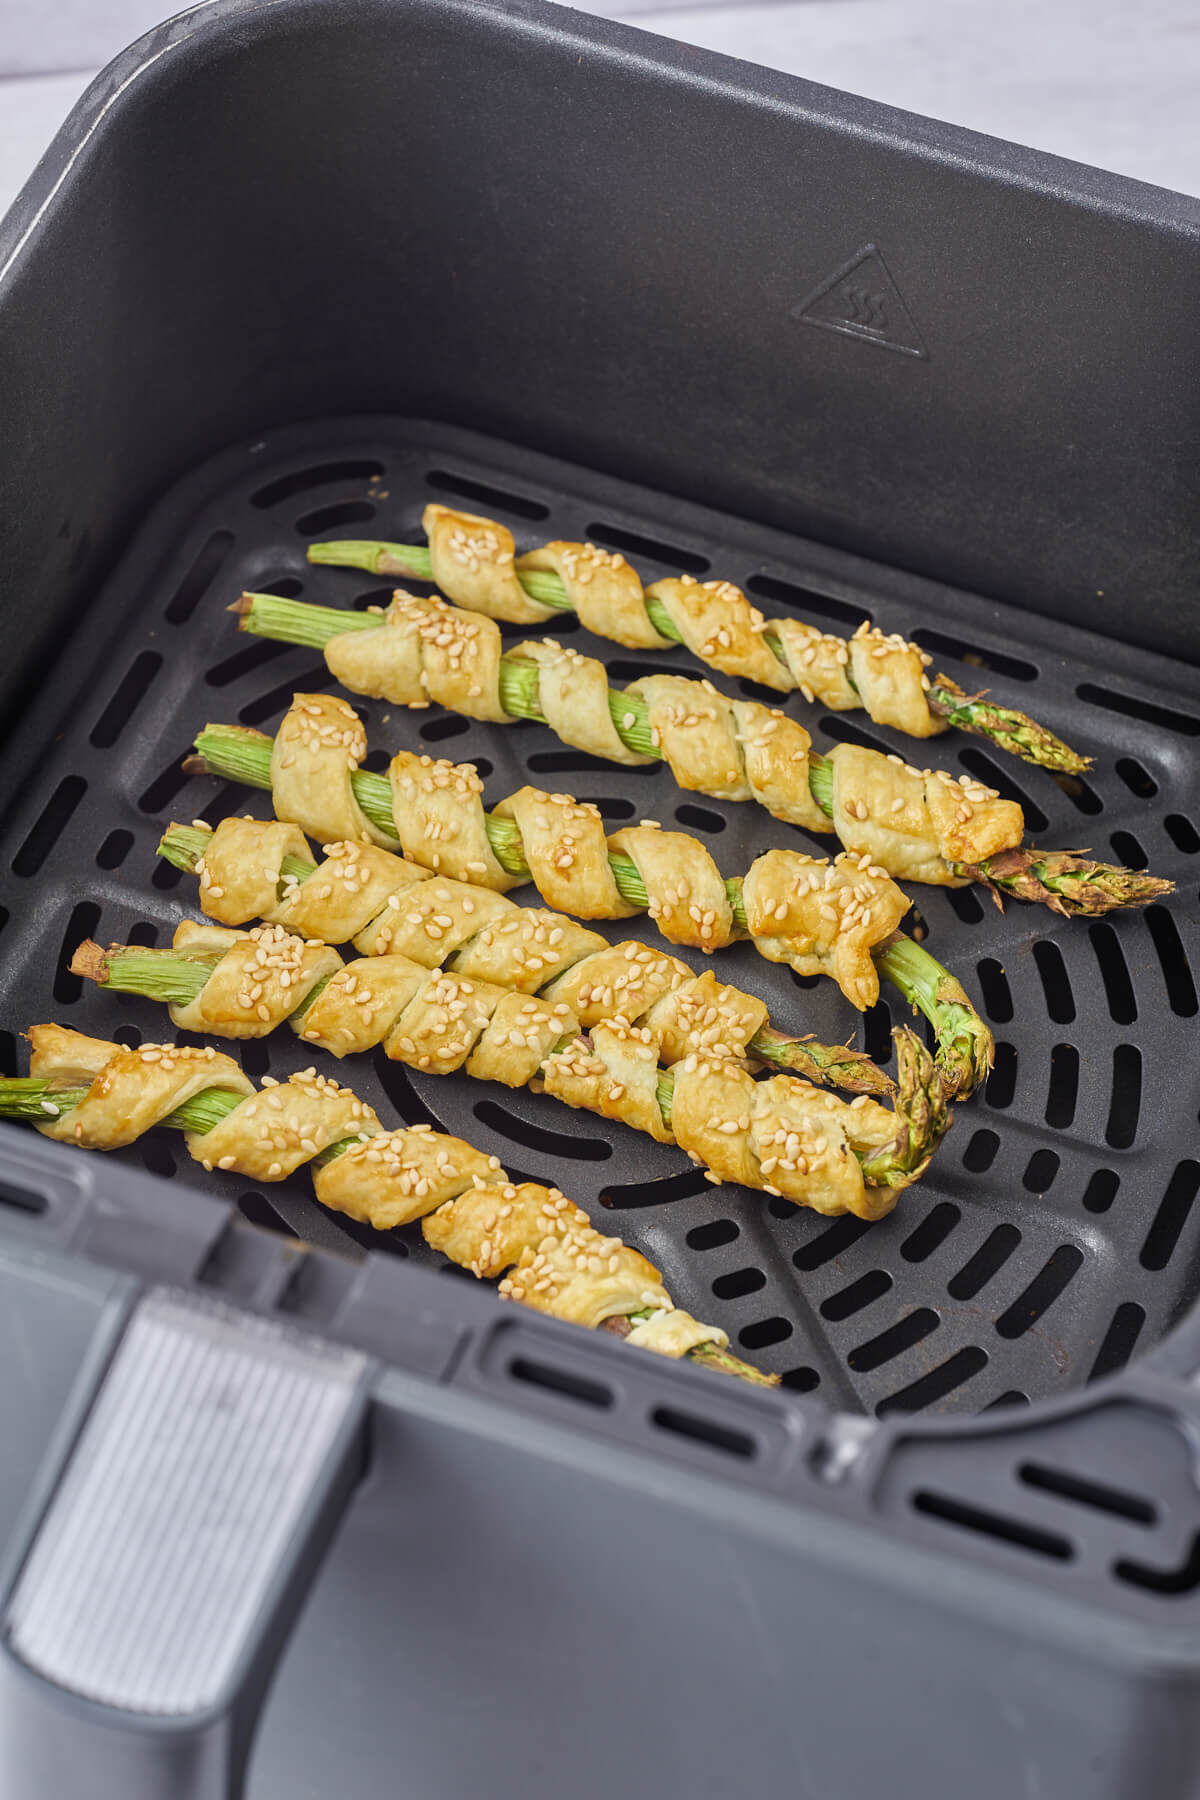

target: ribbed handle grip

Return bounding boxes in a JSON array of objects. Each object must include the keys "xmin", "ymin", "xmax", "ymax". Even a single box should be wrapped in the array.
[{"xmin": 2, "ymin": 1287, "xmax": 372, "ymax": 1800}]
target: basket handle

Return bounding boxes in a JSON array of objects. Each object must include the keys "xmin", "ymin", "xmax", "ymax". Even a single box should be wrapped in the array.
[{"xmin": 0, "ymin": 1287, "xmax": 372, "ymax": 1800}]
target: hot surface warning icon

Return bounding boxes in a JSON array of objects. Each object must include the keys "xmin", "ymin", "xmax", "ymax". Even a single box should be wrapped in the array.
[{"xmin": 794, "ymin": 245, "xmax": 928, "ymax": 359}]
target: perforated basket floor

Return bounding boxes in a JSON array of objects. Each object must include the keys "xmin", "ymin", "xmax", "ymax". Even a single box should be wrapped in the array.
[{"xmin": 1, "ymin": 418, "xmax": 1197, "ymax": 1417}]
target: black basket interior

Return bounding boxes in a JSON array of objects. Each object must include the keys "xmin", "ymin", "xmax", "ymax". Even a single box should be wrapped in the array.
[{"xmin": 0, "ymin": 418, "xmax": 1196, "ymax": 1418}]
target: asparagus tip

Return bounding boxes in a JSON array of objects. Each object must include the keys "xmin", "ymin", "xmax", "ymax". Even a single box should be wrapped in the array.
[
  {"xmin": 970, "ymin": 848, "xmax": 1175, "ymax": 915},
  {"xmin": 69, "ymin": 940, "xmax": 110, "ymax": 983}
]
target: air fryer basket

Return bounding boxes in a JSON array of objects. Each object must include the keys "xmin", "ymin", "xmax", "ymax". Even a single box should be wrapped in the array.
[
  {"xmin": 1, "ymin": 414, "xmax": 1195, "ymax": 1417},
  {"xmin": 5, "ymin": 2, "xmax": 1200, "ymax": 1793}
]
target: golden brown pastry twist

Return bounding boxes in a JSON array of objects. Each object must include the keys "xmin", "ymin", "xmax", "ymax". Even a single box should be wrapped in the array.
[
  {"xmin": 198, "ymin": 693, "xmax": 911, "ymax": 1006},
  {"xmin": 541, "ymin": 1020, "xmax": 908, "ymax": 1219},
  {"xmin": 24, "ymin": 1026, "xmax": 733, "ymax": 1362},
  {"xmin": 424, "ymin": 504, "xmax": 944, "ymax": 737}
]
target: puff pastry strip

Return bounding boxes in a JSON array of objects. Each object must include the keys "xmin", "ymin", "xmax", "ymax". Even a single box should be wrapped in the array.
[
  {"xmin": 8, "ymin": 1028, "xmax": 769, "ymax": 1381},
  {"xmin": 304, "ymin": 503, "xmax": 1091, "ymax": 772}
]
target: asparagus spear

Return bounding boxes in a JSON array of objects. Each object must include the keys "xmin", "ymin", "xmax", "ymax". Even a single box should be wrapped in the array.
[
  {"xmin": 227, "ymin": 595, "xmax": 1170, "ymax": 918},
  {"xmin": 159, "ymin": 793, "xmax": 994, "ymax": 1100},
  {"xmin": 75, "ymin": 929, "xmax": 894, "ymax": 1098},
  {"xmin": 0, "ymin": 1068, "xmax": 774, "ymax": 1386},
  {"xmin": 70, "ymin": 935, "xmax": 950, "ymax": 1197},
  {"xmin": 308, "ymin": 536, "xmax": 1088, "ymax": 774}
]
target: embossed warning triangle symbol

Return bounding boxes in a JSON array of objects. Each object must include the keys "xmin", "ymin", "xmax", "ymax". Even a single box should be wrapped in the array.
[{"xmin": 793, "ymin": 244, "xmax": 927, "ymax": 359}]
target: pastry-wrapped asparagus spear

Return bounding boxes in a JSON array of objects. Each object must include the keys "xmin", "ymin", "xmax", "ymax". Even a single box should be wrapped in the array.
[
  {"xmin": 77, "ymin": 915, "xmax": 895, "ymax": 1096},
  {"xmin": 170, "ymin": 696, "xmax": 995, "ymax": 1096},
  {"xmin": 0, "ymin": 1028, "xmax": 774, "ymax": 1384},
  {"xmin": 228, "ymin": 599, "xmax": 1171, "ymax": 917},
  {"xmin": 308, "ymin": 502, "xmax": 1088, "ymax": 772},
  {"xmin": 69, "ymin": 923, "xmax": 949, "ymax": 1218}
]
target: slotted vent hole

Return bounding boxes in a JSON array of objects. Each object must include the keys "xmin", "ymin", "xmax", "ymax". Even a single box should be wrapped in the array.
[
  {"xmin": 861, "ymin": 1000, "xmax": 893, "ymax": 1067},
  {"xmin": 947, "ymin": 1224, "xmax": 1022, "ymax": 1302},
  {"xmin": 1076, "ymin": 683, "xmax": 1200, "ymax": 738},
  {"xmin": 294, "ymin": 500, "xmax": 376, "ymax": 538},
  {"xmin": 876, "ymin": 1347, "xmax": 989, "ymax": 1416},
  {"xmin": 601, "ymin": 1167, "xmax": 712, "ymax": 1209},
  {"xmin": 976, "ymin": 957, "xmax": 1013, "ymax": 1024},
  {"xmin": 96, "ymin": 829, "xmax": 133, "ymax": 871},
  {"xmin": 429, "ymin": 470, "xmax": 550, "ymax": 520},
  {"xmin": 650, "ymin": 1406, "xmax": 756, "ymax": 1460},
  {"xmin": 13, "ymin": 776, "xmax": 87, "ymax": 876},
  {"xmin": 911, "ymin": 1491, "xmax": 1074, "ymax": 1562},
  {"xmin": 1140, "ymin": 1161, "xmax": 1200, "ymax": 1271},
  {"xmin": 1018, "ymin": 1463, "xmax": 1155, "ymax": 1525},
  {"xmin": 962, "ymin": 1129, "xmax": 999, "ymax": 1173},
  {"xmin": 1032, "ymin": 940, "xmax": 1075, "ymax": 1023},
  {"xmin": 817, "ymin": 715, "xmax": 894, "ymax": 758},
  {"xmin": 473, "ymin": 1100, "xmax": 612, "ymax": 1161},
  {"xmin": 1116, "ymin": 756, "xmax": 1158, "ymax": 798},
  {"xmin": 781, "ymin": 1368, "xmax": 821, "ymax": 1393},
  {"xmin": 985, "ymin": 1042, "xmax": 1017, "ymax": 1110},
  {"xmin": 820, "ymin": 1270, "xmax": 893, "ymax": 1321},
  {"xmin": 1164, "ymin": 813, "xmax": 1200, "ymax": 854},
  {"xmin": 945, "ymin": 886, "xmax": 985, "ymax": 925},
  {"xmin": 686, "ymin": 1218, "xmax": 740, "ymax": 1251},
  {"xmin": 711, "ymin": 1267, "xmax": 766, "ymax": 1301},
  {"xmin": 674, "ymin": 802, "xmax": 726, "ymax": 833},
  {"xmin": 205, "ymin": 638, "xmax": 294, "ymax": 688},
  {"xmin": 1105, "ymin": 1045, "xmax": 1142, "ymax": 1149},
  {"xmin": 909, "ymin": 628, "xmax": 1036, "ymax": 681},
  {"xmin": 846, "ymin": 1308, "xmax": 939, "ymax": 1373},
  {"xmin": 585, "ymin": 521, "xmax": 708, "ymax": 575},
  {"xmin": 1114, "ymin": 1536, "xmax": 1200, "ymax": 1596},
  {"xmin": 738, "ymin": 1317, "xmax": 794, "ymax": 1350},
  {"xmin": 746, "ymin": 572, "xmax": 867, "ymax": 630},
  {"xmin": 1088, "ymin": 1304, "xmax": 1147, "ymax": 1382},
  {"xmin": 164, "ymin": 530, "xmax": 234, "ymax": 623},
  {"xmin": 900, "ymin": 1202, "xmax": 961, "ymax": 1262},
  {"xmin": 1089, "ymin": 923, "xmax": 1137, "ymax": 1024},
  {"xmin": 90, "ymin": 651, "xmax": 162, "ymax": 748},
  {"xmin": 0, "ymin": 1179, "xmax": 47, "ymax": 1216},
  {"xmin": 527, "ymin": 748, "xmax": 661, "ymax": 778},
  {"xmin": 793, "ymin": 1215, "xmax": 873, "ymax": 1271},
  {"xmin": 1083, "ymin": 1169, "xmax": 1120, "ymax": 1214},
  {"xmin": 1023, "ymin": 1149, "xmax": 1060, "ymax": 1193},
  {"xmin": 1145, "ymin": 907, "xmax": 1197, "ymax": 1017},
  {"xmin": 251, "ymin": 459, "xmax": 384, "ymax": 508},
  {"xmin": 1045, "ymin": 1044, "xmax": 1079, "ymax": 1130},
  {"xmin": 1110, "ymin": 830, "xmax": 1147, "ymax": 871},
  {"xmin": 1053, "ymin": 772, "xmax": 1103, "ymax": 815},
  {"xmin": 510, "ymin": 1358, "xmax": 612, "ymax": 1409},
  {"xmin": 995, "ymin": 1245, "xmax": 1085, "ymax": 1339}
]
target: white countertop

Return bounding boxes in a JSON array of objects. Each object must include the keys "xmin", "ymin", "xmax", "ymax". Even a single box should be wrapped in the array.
[{"xmin": 3, "ymin": 0, "xmax": 1199, "ymax": 222}]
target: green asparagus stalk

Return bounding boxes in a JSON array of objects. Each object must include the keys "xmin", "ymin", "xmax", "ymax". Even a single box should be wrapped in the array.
[
  {"xmin": 228, "ymin": 594, "xmax": 1171, "ymax": 918},
  {"xmin": 0, "ymin": 1069, "xmax": 774, "ymax": 1386},
  {"xmin": 307, "ymin": 537, "xmax": 1089, "ymax": 774}
]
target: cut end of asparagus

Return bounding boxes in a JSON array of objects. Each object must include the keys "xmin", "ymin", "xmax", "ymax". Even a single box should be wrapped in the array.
[
  {"xmin": 69, "ymin": 939, "xmax": 110, "ymax": 983},
  {"xmin": 307, "ymin": 540, "xmax": 416, "ymax": 577},
  {"xmin": 227, "ymin": 593, "xmax": 254, "ymax": 618},
  {"xmin": 928, "ymin": 678, "xmax": 1091, "ymax": 774},
  {"xmin": 968, "ymin": 848, "xmax": 1175, "ymax": 915}
]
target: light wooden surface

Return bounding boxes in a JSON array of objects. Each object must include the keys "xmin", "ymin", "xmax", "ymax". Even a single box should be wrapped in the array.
[{"xmin": 2, "ymin": 0, "xmax": 1198, "ymax": 222}]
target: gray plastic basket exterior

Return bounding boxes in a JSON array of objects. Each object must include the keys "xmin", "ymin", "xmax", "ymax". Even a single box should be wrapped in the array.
[{"xmin": 1, "ymin": 2, "xmax": 1199, "ymax": 1797}]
